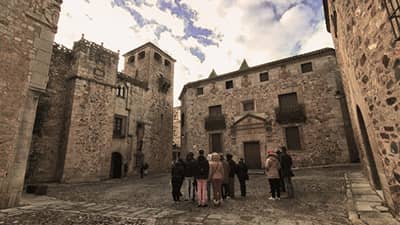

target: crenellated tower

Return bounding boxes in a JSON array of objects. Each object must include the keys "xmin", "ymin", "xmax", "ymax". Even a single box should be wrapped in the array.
[
  {"xmin": 123, "ymin": 42, "xmax": 175, "ymax": 172},
  {"xmin": 61, "ymin": 36, "xmax": 119, "ymax": 183}
]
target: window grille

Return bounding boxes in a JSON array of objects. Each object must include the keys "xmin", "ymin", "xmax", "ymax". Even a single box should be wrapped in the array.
[{"xmin": 384, "ymin": 0, "xmax": 400, "ymax": 41}]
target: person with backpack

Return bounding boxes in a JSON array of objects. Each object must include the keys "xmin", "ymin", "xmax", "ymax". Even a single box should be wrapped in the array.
[
  {"xmin": 195, "ymin": 149, "xmax": 209, "ymax": 207},
  {"xmin": 171, "ymin": 157, "xmax": 185, "ymax": 202},
  {"xmin": 265, "ymin": 150, "xmax": 281, "ymax": 200}
]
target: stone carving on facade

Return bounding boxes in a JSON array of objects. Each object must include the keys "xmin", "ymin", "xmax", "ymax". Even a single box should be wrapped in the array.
[
  {"xmin": 30, "ymin": 0, "xmax": 62, "ymax": 29},
  {"xmin": 241, "ymin": 75, "xmax": 251, "ymax": 88},
  {"xmin": 210, "ymin": 82, "xmax": 218, "ymax": 94}
]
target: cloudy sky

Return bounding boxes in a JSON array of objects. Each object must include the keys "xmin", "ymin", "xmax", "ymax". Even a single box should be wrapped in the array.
[{"xmin": 55, "ymin": 0, "xmax": 333, "ymax": 106}]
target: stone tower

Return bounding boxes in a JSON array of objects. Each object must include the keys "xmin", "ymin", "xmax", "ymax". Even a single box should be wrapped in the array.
[
  {"xmin": 123, "ymin": 43, "xmax": 175, "ymax": 172},
  {"xmin": 61, "ymin": 37, "xmax": 119, "ymax": 183}
]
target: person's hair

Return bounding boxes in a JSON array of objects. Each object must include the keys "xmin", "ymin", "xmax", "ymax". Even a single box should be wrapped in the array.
[
  {"xmin": 211, "ymin": 152, "xmax": 220, "ymax": 161},
  {"xmin": 186, "ymin": 152, "xmax": 194, "ymax": 160},
  {"xmin": 199, "ymin": 149, "xmax": 204, "ymax": 155},
  {"xmin": 226, "ymin": 154, "xmax": 233, "ymax": 160},
  {"xmin": 281, "ymin": 146, "xmax": 287, "ymax": 153}
]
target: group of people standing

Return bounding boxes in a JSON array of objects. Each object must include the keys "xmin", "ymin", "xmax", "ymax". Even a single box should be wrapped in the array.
[
  {"xmin": 171, "ymin": 150, "xmax": 249, "ymax": 207},
  {"xmin": 171, "ymin": 146, "xmax": 294, "ymax": 206}
]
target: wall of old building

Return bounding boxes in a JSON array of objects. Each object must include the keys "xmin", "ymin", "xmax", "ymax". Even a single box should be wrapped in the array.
[
  {"xmin": 325, "ymin": 0, "xmax": 400, "ymax": 214},
  {"xmin": 27, "ymin": 44, "xmax": 72, "ymax": 184},
  {"xmin": 61, "ymin": 39, "xmax": 119, "ymax": 183},
  {"xmin": 0, "ymin": 0, "xmax": 62, "ymax": 209},
  {"xmin": 181, "ymin": 50, "xmax": 351, "ymax": 167},
  {"xmin": 173, "ymin": 106, "xmax": 182, "ymax": 148},
  {"xmin": 123, "ymin": 45, "xmax": 174, "ymax": 172}
]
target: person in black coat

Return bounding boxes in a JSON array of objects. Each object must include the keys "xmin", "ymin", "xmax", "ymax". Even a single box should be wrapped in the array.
[
  {"xmin": 226, "ymin": 153, "xmax": 237, "ymax": 198},
  {"xmin": 237, "ymin": 158, "xmax": 249, "ymax": 197},
  {"xmin": 171, "ymin": 158, "xmax": 185, "ymax": 202},
  {"xmin": 194, "ymin": 150, "xmax": 209, "ymax": 207},
  {"xmin": 183, "ymin": 152, "xmax": 197, "ymax": 201},
  {"xmin": 280, "ymin": 146, "xmax": 295, "ymax": 198}
]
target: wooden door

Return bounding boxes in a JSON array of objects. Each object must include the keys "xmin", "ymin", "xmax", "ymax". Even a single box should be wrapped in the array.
[{"xmin": 244, "ymin": 142, "xmax": 261, "ymax": 169}]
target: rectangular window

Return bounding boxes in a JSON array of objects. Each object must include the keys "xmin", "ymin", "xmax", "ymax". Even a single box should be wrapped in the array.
[
  {"xmin": 154, "ymin": 52, "xmax": 162, "ymax": 62},
  {"xmin": 138, "ymin": 51, "xmax": 145, "ymax": 60},
  {"xmin": 210, "ymin": 133, "xmax": 223, "ymax": 153},
  {"xmin": 243, "ymin": 100, "xmax": 255, "ymax": 112},
  {"xmin": 209, "ymin": 105, "xmax": 222, "ymax": 116},
  {"xmin": 225, "ymin": 80, "xmax": 234, "ymax": 89},
  {"xmin": 113, "ymin": 115, "xmax": 126, "ymax": 138},
  {"xmin": 301, "ymin": 62, "xmax": 313, "ymax": 73},
  {"xmin": 384, "ymin": 0, "xmax": 400, "ymax": 41},
  {"xmin": 196, "ymin": 87, "xmax": 204, "ymax": 96},
  {"xmin": 285, "ymin": 127, "xmax": 301, "ymax": 150},
  {"xmin": 278, "ymin": 92, "xmax": 298, "ymax": 111},
  {"xmin": 259, "ymin": 72, "xmax": 269, "ymax": 82}
]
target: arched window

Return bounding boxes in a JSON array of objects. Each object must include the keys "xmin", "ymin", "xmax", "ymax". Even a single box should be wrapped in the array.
[
  {"xmin": 164, "ymin": 59, "xmax": 171, "ymax": 67},
  {"xmin": 154, "ymin": 52, "xmax": 162, "ymax": 62},
  {"xmin": 138, "ymin": 51, "xmax": 145, "ymax": 60}
]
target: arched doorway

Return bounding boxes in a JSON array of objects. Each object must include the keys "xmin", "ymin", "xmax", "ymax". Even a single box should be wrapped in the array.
[
  {"xmin": 110, "ymin": 152, "xmax": 122, "ymax": 178},
  {"xmin": 356, "ymin": 106, "xmax": 381, "ymax": 189}
]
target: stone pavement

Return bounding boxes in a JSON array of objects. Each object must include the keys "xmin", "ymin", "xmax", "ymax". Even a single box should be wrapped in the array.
[
  {"xmin": 346, "ymin": 171, "xmax": 400, "ymax": 225},
  {"xmin": 0, "ymin": 165, "xmax": 368, "ymax": 225}
]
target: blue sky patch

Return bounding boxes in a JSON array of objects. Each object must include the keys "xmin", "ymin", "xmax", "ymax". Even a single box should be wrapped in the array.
[{"xmin": 189, "ymin": 47, "xmax": 205, "ymax": 62}]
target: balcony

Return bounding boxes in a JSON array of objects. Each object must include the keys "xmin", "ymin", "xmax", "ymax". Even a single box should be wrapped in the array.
[
  {"xmin": 275, "ymin": 104, "xmax": 306, "ymax": 124},
  {"xmin": 205, "ymin": 115, "xmax": 226, "ymax": 131}
]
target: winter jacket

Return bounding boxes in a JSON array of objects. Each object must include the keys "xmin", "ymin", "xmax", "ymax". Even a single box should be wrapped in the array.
[
  {"xmin": 222, "ymin": 160, "xmax": 230, "ymax": 184},
  {"xmin": 227, "ymin": 159, "xmax": 237, "ymax": 178},
  {"xmin": 195, "ymin": 155, "xmax": 209, "ymax": 180},
  {"xmin": 184, "ymin": 158, "xmax": 197, "ymax": 177},
  {"xmin": 280, "ymin": 153, "xmax": 294, "ymax": 178},
  {"xmin": 171, "ymin": 160, "xmax": 185, "ymax": 181},
  {"xmin": 237, "ymin": 161, "xmax": 249, "ymax": 181},
  {"xmin": 209, "ymin": 161, "xmax": 224, "ymax": 180},
  {"xmin": 265, "ymin": 155, "xmax": 281, "ymax": 179}
]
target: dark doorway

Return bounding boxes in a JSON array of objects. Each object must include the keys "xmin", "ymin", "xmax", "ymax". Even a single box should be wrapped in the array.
[
  {"xmin": 356, "ymin": 106, "xmax": 381, "ymax": 190},
  {"xmin": 136, "ymin": 122, "xmax": 145, "ymax": 151},
  {"xmin": 210, "ymin": 133, "xmax": 223, "ymax": 153},
  {"xmin": 110, "ymin": 152, "xmax": 122, "ymax": 178},
  {"xmin": 244, "ymin": 142, "xmax": 261, "ymax": 169}
]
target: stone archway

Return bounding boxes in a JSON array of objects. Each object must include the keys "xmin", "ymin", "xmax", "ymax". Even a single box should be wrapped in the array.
[
  {"xmin": 356, "ymin": 106, "xmax": 381, "ymax": 190},
  {"xmin": 110, "ymin": 152, "xmax": 123, "ymax": 179}
]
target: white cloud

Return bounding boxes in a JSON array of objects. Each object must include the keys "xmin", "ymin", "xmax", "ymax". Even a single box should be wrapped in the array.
[{"xmin": 55, "ymin": 0, "xmax": 333, "ymax": 106}]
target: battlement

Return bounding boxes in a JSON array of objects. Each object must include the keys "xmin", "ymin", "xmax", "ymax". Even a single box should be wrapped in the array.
[
  {"xmin": 72, "ymin": 36, "xmax": 119, "ymax": 65},
  {"xmin": 53, "ymin": 42, "xmax": 72, "ymax": 54}
]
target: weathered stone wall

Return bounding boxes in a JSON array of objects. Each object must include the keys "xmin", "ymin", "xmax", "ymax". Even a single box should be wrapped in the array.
[
  {"xmin": 61, "ymin": 39, "xmax": 118, "ymax": 183},
  {"xmin": 122, "ymin": 44, "xmax": 174, "ymax": 173},
  {"xmin": 173, "ymin": 106, "xmax": 181, "ymax": 148},
  {"xmin": 27, "ymin": 44, "xmax": 72, "ymax": 183},
  {"xmin": 180, "ymin": 49, "xmax": 351, "ymax": 167},
  {"xmin": 325, "ymin": 0, "xmax": 400, "ymax": 214},
  {"xmin": 0, "ymin": 0, "xmax": 61, "ymax": 208}
]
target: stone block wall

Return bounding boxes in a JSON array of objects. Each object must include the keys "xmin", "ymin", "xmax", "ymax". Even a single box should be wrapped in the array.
[
  {"xmin": 324, "ymin": 0, "xmax": 400, "ymax": 214},
  {"xmin": 27, "ymin": 44, "xmax": 72, "ymax": 183},
  {"xmin": 61, "ymin": 39, "xmax": 118, "ymax": 183},
  {"xmin": 0, "ymin": 0, "xmax": 61, "ymax": 209},
  {"xmin": 173, "ymin": 106, "xmax": 181, "ymax": 148},
  {"xmin": 180, "ymin": 49, "xmax": 351, "ymax": 167}
]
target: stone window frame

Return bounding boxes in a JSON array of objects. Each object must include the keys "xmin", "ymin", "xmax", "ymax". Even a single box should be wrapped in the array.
[
  {"xmin": 300, "ymin": 62, "xmax": 313, "ymax": 73},
  {"xmin": 208, "ymin": 131, "xmax": 224, "ymax": 153},
  {"xmin": 196, "ymin": 87, "xmax": 204, "ymax": 96},
  {"xmin": 276, "ymin": 87, "xmax": 304, "ymax": 109},
  {"xmin": 116, "ymin": 85, "xmax": 126, "ymax": 98},
  {"xmin": 225, "ymin": 80, "xmax": 234, "ymax": 90},
  {"xmin": 209, "ymin": 104, "xmax": 223, "ymax": 116},
  {"xmin": 138, "ymin": 51, "xmax": 145, "ymax": 60},
  {"xmin": 282, "ymin": 125, "xmax": 303, "ymax": 151},
  {"xmin": 113, "ymin": 115, "xmax": 127, "ymax": 138},
  {"xmin": 259, "ymin": 71, "xmax": 269, "ymax": 82},
  {"xmin": 128, "ymin": 55, "xmax": 135, "ymax": 64},
  {"xmin": 242, "ymin": 99, "xmax": 255, "ymax": 112},
  {"xmin": 384, "ymin": 0, "xmax": 400, "ymax": 42},
  {"xmin": 164, "ymin": 59, "xmax": 171, "ymax": 68},
  {"xmin": 154, "ymin": 52, "xmax": 162, "ymax": 63}
]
